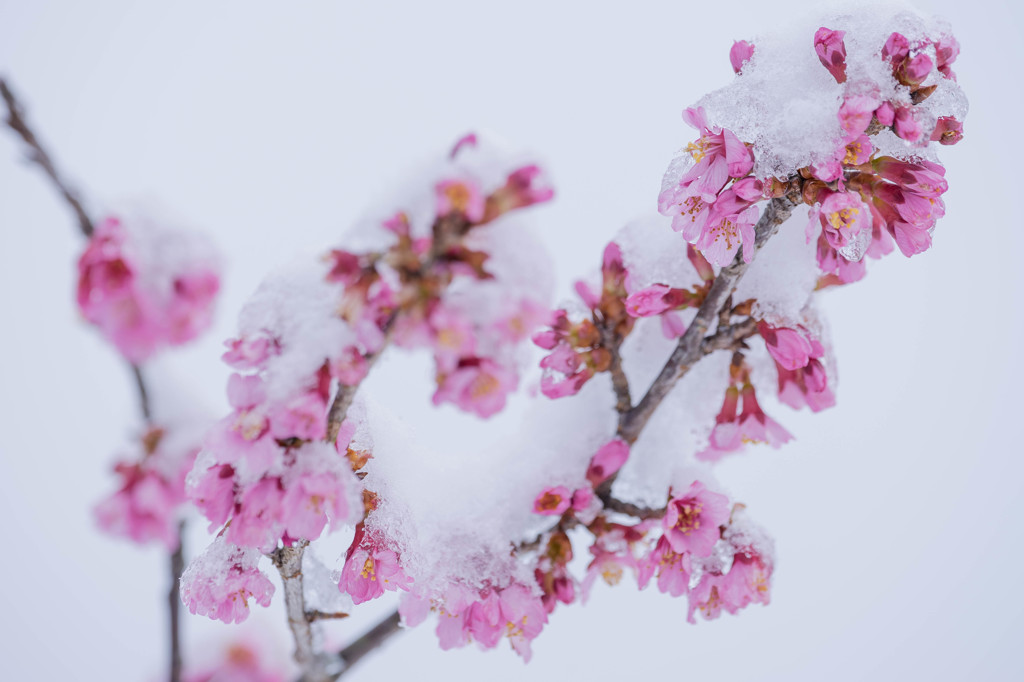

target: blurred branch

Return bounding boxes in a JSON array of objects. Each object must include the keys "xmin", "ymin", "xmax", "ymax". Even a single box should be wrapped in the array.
[
  {"xmin": 2, "ymin": 77, "xmax": 187, "ymax": 682},
  {"xmin": 169, "ymin": 524, "xmax": 185, "ymax": 682},
  {"xmin": 332, "ymin": 610, "xmax": 403, "ymax": 680},
  {"xmin": 0, "ymin": 77, "xmax": 94, "ymax": 236}
]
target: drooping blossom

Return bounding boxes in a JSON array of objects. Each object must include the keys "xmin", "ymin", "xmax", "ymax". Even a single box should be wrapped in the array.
[
  {"xmin": 339, "ymin": 528, "xmax": 413, "ymax": 605},
  {"xmin": 637, "ymin": 535, "xmax": 693, "ymax": 597},
  {"xmin": 931, "ymin": 116, "xmax": 963, "ymax": 145},
  {"xmin": 181, "ymin": 538, "xmax": 275, "ymax": 625}
]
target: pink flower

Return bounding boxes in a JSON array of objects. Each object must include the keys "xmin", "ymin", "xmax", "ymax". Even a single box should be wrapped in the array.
[
  {"xmin": 94, "ymin": 462, "xmax": 182, "ymax": 550},
  {"xmin": 269, "ymin": 389, "xmax": 328, "ymax": 441},
  {"xmin": 429, "ymin": 305, "xmax": 477, "ymax": 371},
  {"xmin": 773, "ymin": 333, "xmax": 835, "ymax": 413},
  {"xmin": 811, "ymin": 191, "xmax": 872, "ymax": 254},
  {"xmin": 281, "ymin": 469, "xmax": 354, "ymax": 540},
  {"xmin": 694, "ymin": 204, "xmax": 759, "ymax": 267},
  {"xmin": 814, "ymin": 27, "xmax": 847, "ymax": 83},
  {"xmin": 436, "ymin": 178, "xmax": 485, "ymax": 223},
  {"xmin": 625, "ymin": 284, "xmax": 672, "ymax": 317},
  {"xmin": 187, "ymin": 463, "xmax": 237, "ymax": 531},
  {"xmin": 489, "ymin": 164, "xmax": 555, "ymax": 216},
  {"xmin": 331, "ymin": 345, "xmax": 369, "ymax": 386},
  {"xmin": 736, "ymin": 383, "xmax": 793, "ymax": 447},
  {"xmin": 339, "ymin": 543, "xmax": 413, "ymax": 605},
  {"xmin": 226, "ymin": 478, "xmax": 285, "ymax": 551},
  {"xmin": 586, "ymin": 439, "xmax": 630, "ymax": 486},
  {"xmin": 758, "ymin": 322, "xmax": 813, "ymax": 371},
  {"xmin": 843, "ymin": 135, "xmax": 873, "ymax": 166},
  {"xmin": 637, "ymin": 535, "xmax": 693, "ymax": 597},
  {"xmin": 933, "ymin": 34, "xmax": 960, "ymax": 79},
  {"xmin": 181, "ymin": 540, "xmax": 275, "ymax": 625},
  {"xmin": 76, "ymin": 216, "xmax": 220, "ymax": 362},
  {"xmin": 663, "ymin": 481, "xmax": 730, "ymax": 557},
  {"xmin": 533, "ymin": 486, "xmax": 572, "ymax": 515},
  {"xmin": 222, "ymin": 332, "xmax": 278, "ymax": 370},
  {"xmin": 874, "ymin": 101, "xmax": 895, "ymax": 127},
  {"xmin": 432, "ymin": 357, "xmax": 517, "ymax": 418},
  {"xmin": 729, "ymin": 40, "xmax": 754, "ymax": 74},
  {"xmin": 720, "ymin": 552, "xmax": 773, "ymax": 612},
  {"xmin": 931, "ymin": 116, "xmax": 964, "ymax": 145},
  {"xmin": 661, "ymin": 107, "xmax": 753, "ymax": 206},
  {"xmin": 494, "ymin": 584, "xmax": 548, "ymax": 662},
  {"xmin": 838, "ymin": 95, "xmax": 880, "ymax": 139},
  {"xmin": 883, "ymin": 33, "xmax": 934, "ymax": 86}
]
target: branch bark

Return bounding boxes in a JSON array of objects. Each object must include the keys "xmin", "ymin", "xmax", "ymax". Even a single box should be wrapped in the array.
[
  {"xmin": 272, "ymin": 542, "xmax": 333, "ymax": 682},
  {"xmin": 1, "ymin": 78, "xmax": 94, "ymax": 237}
]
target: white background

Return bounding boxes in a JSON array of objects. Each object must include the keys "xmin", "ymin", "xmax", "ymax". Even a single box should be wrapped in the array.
[{"xmin": 1, "ymin": 0, "xmax": 1022, "ymax": 680}]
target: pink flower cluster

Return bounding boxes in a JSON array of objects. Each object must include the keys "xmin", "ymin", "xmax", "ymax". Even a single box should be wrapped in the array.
[
  {"xmin": 94, "ymin": 427, "xmax": 196, "ymax": 551},
  {"xmin": 330, "ymin": 137, "xmax": 553, "ymax": 418},
  {"xmin": 800, "ymin": 27, "xmax": 960, "ymax": 285},
  {"xmin": 658, "ymin": 107, "xmax": 761, "ymax": 267},
  {"xmin": 401, "ymin": 582, "xmax": 549, "ymax": 661},
  {"xmin": 77, "ymin": 216, "xmax": 219, "ymax": 363},
  {"xmin": 180, "ymin": 538, "xmax": 276, "ymax": 625},
  {"xmin": 634, "ymin": 483, "xmax": 773, "ymax": 623}
]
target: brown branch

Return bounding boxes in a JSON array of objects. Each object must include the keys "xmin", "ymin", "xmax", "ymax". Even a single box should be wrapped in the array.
[
  {"xmin": 0, "ymin": 78, "xmax": 94, "ymax": 237},
  {"xmin": 599, "ymin": 323, "xmax": 632, "ymax": 414},
  {"xmin": 701, "ymin": 317, "xmax": 759, "ymax": 355},
  {"xmin": 332, "ymin": 610, "xmax": 403, "ymax": 679}
]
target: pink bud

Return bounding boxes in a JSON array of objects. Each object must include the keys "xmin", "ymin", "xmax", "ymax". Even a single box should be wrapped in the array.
[
  {"xmin": 814, "ymin": 27, "xmax": 847, "ymax": 84},
  {"xmin": 586, "ymin": 440, "xmax": 629, "ymax": 486}
]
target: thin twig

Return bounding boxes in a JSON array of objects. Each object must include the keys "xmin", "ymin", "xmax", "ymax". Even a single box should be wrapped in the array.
[
  {"xmin": 332, "ymin": 610, "xmax": 403, "ymax": 679},
  {"xmin": 306, "ymin": 610, "xmax": 350, "ymax": 622},
  {"xmin": 0, "ymin": 77, "xmax": 94, "ymax": 236}
]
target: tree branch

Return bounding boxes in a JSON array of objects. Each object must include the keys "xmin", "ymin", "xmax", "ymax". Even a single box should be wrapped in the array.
[
  {"xmin": 600, "ymin": 324, "xmax": 632, "ymax": 414},
  {"xmin": 271, "ymin": 542, "xmax": 333, "ymax": 682},
  {"xmin": 169, "ymin": 523, "xmax": 184, "ymax": 682},
  {"xmin": 3, "ymin": 77, "xmax": 189, "ymax": 682},
  {"xmin": 332, "ymin": 610, "xmax": 403, "ymax": 679},
  {"xmin": 0, "ymin": 77, "xmax": 94, "ymax": 237}
]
